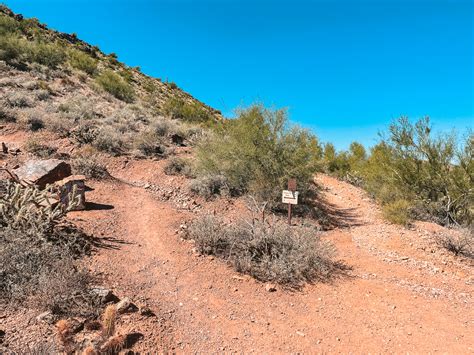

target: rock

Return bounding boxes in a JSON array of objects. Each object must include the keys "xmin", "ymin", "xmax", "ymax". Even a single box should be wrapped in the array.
[
  {"xmin": 36, "ymin": 311, "xmax": 57, "ymax": 324},
  {"xmin": 91, "ymin": 287, "xmax": 118, "ymax": 304},
  {"xmin": 1, "ymin": 142, "xmax": 7, "ymax": 154},
  {"xmin": 14, "ymin": 159, "xmax": 71, "ymax": 188},
  {"xmin": 265, "ymin": 283, "xmax": 277, "ymax": 292},
  {"xmin": 296, "ymin": 331, "xmax": 305, "ymax": 337},
  {"xmin": 139, "ymin": 306, "xmax": 155, "ymax": 317},
  {"xmin": 116, "ymin": 297, "xmax": 138, "ymax": 314},
  {"xmin": 55, "ymin": 174, "xmax": 86, "ymax": 210}
]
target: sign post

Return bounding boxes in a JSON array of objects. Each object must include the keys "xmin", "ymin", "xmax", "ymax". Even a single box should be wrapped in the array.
[{"xmin": 282, "ymin": 179, "xmax": 298, "ymax": 225}]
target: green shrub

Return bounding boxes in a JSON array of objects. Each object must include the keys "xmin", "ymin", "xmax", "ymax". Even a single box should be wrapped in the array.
[
  {"xmin": 195, "ymin": 104, "xmax": 322, "ymax": 203},
  {"xmin": 68, "ymin": 49, "xmax": 97, "ymax": 75},
  {"xmin": 382, "ymin": 199, "xmax": 411, "ymax": 225},
  {"xmin": 366, "ymin": 117, "xmax": 473, "ymax": 226},
  {"xmin": 29, "ymin": 41, "xmax": 66, "ymax": 68},
  {"xmin": 186, "ymin": 214, "xmax": 338, "ymax": 288},
  {"xmin": 96, "ymin": 70, "xmax": 135, "ymax": 102},
  {"xmin": 164, "ymin": 97, "xmax": 213, "ymax": 123}
]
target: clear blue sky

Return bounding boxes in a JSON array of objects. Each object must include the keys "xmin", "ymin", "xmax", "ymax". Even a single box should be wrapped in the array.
[{"xmin": 4, "ymin": 0, "xmax": 473, "ymax": 149}]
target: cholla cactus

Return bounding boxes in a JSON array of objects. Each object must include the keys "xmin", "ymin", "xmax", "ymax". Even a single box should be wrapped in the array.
[{"xmin": 0, "ymin": 181, "xmax": 81, "ymax": 239}]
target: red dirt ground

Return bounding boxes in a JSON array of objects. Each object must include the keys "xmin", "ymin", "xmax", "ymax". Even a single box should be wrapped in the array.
[{"xmin": 1, "ymin": 130, "xmax": 473, "ymax": 353}]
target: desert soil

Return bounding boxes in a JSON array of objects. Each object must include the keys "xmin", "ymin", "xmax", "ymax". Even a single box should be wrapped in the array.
[{"xmin": 1, "ymin": 130, "xmax": 473, "ymax": 353}]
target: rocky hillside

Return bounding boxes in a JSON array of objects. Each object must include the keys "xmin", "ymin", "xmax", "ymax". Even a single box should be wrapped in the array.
[{"xmin": 0, "ymin": 5, "xmax": 221, "ymax": 157}]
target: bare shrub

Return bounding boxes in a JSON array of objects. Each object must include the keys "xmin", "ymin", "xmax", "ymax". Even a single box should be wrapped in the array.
[
  {"xmin": 0, "ymin": 104, "xmax": 16, "ymax": 122},
  {"xmin": 186, "ymin": 213, "xmax": 338, "ymax": 288},
  {"xmin": 72, "ymin": 121, "xmax": 100, "ymax": 145},
  {"xmin": 164, "ymin": 157, "xmax": 193, "ymax": 176},
  {"xmin": 437, "ymin": 229, "xmax": 473, "ymax": 258},
  {"xmin": 72, "ymin": 149, "xmax": 109, "ymax": 179},
  {"xmin": 133, "ymin": 131, "xmax": 167, "ymax": 157},
  {"xmin": 5, "ymin": 92, "xmax": 33, "ymax": 108},
  {"xmin": 93, "ymin": 127, "xmax": 127, "ymax": 155},
  {"xmin": 35, "ymin": 89, "xmax": 50, "ymax": 101},
  {"xmin": 24, "ymin": 136, "xmax": 57, "ymax": 158},
  {"xmin": 189, "ymin": 175, "xmax": 230, "ymax": 199},
  {"xmin": 26, "ymin": 115, "xmax": 45, "ymax": 131}
]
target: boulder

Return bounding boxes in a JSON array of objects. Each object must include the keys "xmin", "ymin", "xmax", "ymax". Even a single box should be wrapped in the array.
[
  {"xmin": 55, "ymin": 174, "xmax": 86, "ymax": 210},
  {"xmin": 14, "ymin": 159, "xmax": 71, "ymax": 188}
]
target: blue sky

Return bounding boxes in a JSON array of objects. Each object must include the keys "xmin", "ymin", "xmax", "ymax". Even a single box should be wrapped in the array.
[{"xmin": 4, "ymin": 0, "xmax": 473, "ymax": 149}]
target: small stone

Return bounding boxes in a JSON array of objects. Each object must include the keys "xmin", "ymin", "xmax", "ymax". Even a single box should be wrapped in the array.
[
  {"xmin": 265, "ymin": 283, "xmax": 277, "ymax": 292},
  {"xmin": 116, "ymin": 297, "xmax": 138, "ymax": 313},
  {"xmin": 139, "ymin": 306, "xmax": 155, "ymax": 317},
  {"xmin": 91, "ymin": 287, "xmax": 118, "ymax": 304},
  {"xmin": 36, "ymin": 311, "xmax": 56, "ymax": 324},
  {"xmin": 296, "ymin": 331, "xmax": 305, "ymax": 337}
]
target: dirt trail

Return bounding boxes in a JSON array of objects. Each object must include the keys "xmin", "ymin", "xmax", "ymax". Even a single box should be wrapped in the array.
[{"xmin": 74, "ymin": 172, "xmax": 473, "ymax": 353}]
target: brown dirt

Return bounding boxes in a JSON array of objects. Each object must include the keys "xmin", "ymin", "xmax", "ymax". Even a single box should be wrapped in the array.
[{"xmin": 1, "ymin": 130, "xmax": 473, "ymax": 353}]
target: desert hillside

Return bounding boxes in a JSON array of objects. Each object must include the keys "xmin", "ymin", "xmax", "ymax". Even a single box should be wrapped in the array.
[{"xmin": 1, "ymin": 5, "xmax": 473, "ymax": 354}]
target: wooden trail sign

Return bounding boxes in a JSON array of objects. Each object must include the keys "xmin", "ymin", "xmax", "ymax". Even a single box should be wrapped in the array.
[{"xmin": 284, "ymin": 179, "xmax": 298, "ymax": 225}]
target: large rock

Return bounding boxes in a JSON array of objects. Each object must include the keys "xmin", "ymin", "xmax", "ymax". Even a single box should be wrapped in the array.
[
  {"xmin": 55, "ymin": 174, "xmax": 86, "ymax": 210},
  {"xmin": 14, "ymin": 159, "xmax": 71, "ymax": 188}
]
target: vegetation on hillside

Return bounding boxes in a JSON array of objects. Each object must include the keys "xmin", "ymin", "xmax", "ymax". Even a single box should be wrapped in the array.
[{"xmin": 0, "ymin": 5, "xmax": 224, "ymax": 160}]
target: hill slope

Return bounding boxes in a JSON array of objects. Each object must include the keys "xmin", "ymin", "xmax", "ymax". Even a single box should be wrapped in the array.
[{"xmin": 0, "ymin": 5, "xmax": 221, "ymax": 156}]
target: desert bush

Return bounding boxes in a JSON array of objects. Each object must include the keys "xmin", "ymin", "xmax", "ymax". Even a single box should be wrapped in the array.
[
  {"xmin": 364, "ymin": 118, "xmax": 473, "ymax": 226},
  {"xmin": 133, "ymin": 130, "xmax": 167, "ymax": 157},
  {"xmin": 72, "ymin": 150, "xmax": 109, "ymax": 179},
  {"xmin": 164, "ymin": 97, "xmax": 212, "ymax": 123},
  {"xmin": 437, "ymin": 229, "xmax": 473, "ymax": 258},
  {"xmin": 35, "ymin": 89, "xmax": 50, "ymax": 101},
  {"xmin": 186, "ymin": 213, "xmax": 338, "ymax": 287},
  {"xmin": 5, "ymin": 92, "xmax": 33, "ymax": 107},
  {"xmin": 151, "ymin": 117, "xmax": 178, "ymax": 137},
  {"xmin": 72, "ymin": 121, "xmax": 100, "ymax": 144},
  {"xmin": 96, "ymin": 70, "xmax": 135, "ymax": 102},
  {"xmin": 382, "ymin": 199, "xmax": 411, "ymax": 225},
  {"xmin": 0, "ymin": 105, "xmax": 16, "ymax": 122},
  {"xmin": 190, "ymin": 175, "xmax": 230, "ymax": 199},
  {"xmin": 164, "ymin": 157, "xmax": 193, "ymax": 176},
  {"xmin": 0, "ymin": 182, "xmax": 94, "ymax": 315},
  {"xmin": 29, "ymin": 41, "xmax": 67, "ymax": 69},
  {"xmin": 93, "ymin": 126, "xmax": 127, "ymax": 155},
  {"xmin": 68, "ymin": 48, "xmax": 97, "ymax": 75},
  {"xmin": 195, "ymin": 104, "xmax": 322, "ymax": 203},
  {"xmin": 26, "ymin": 115, "xmax": 45, "ymax": 131},
  {"xmin": 24, "ymin": 136, "xmax": 57, "ymax": 157}
]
